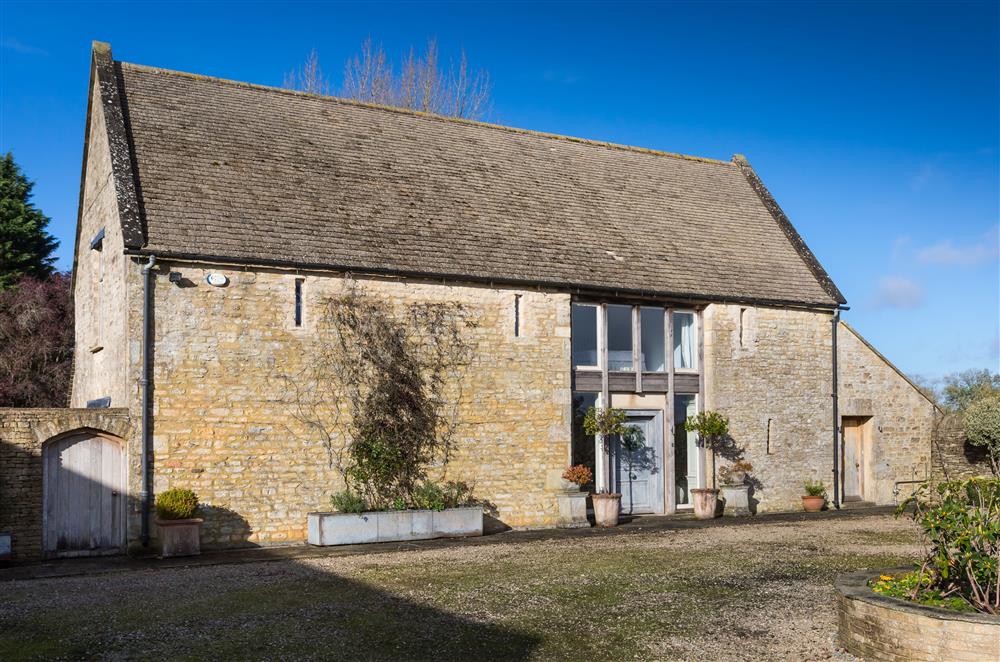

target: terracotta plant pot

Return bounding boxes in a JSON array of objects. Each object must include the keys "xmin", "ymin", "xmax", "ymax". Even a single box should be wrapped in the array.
[
  {"xmin": 156, "ymin": 517, "xmax": 203, "ymax": 558},
  {"xmin": 591, "ymin": 492, "xmax": 622, "ymax": 527},
  {"xmin": 801, "ymin": 496, "xmax": 825, "ymax": 512},
  {"xmin": 691, "ymin": 488, "xmax": 720, "ymax": 520}
]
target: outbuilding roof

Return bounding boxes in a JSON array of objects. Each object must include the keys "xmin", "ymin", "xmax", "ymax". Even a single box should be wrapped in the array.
[{"xmin": 89, "ymin": 42, "xmax": 846, "ymax": 307}]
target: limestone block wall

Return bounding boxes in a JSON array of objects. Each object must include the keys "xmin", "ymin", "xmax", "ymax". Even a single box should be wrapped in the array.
[
  {"xmin": 71, "ymin": 77, "xmax": 131, "ymax": 409},
  {"xmin": 704, "ymin": 304, "xmax": 834, "ymax": 511},
  {"xmin": 0, "ymin": 408, "xmax": 131, "ymax": 560},
  {"xmin": 145, "ymin": 264, "xmax": 572, "ymax": 547},
  {"xmin": 932, "ymin": 412, "xmax": 992, "ymax": 480},
  {"xmin": 837, "ymin": 323, "xmax": 937, "ymax": 504}
]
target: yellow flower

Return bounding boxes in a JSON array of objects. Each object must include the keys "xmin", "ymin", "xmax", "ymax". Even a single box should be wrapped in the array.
[{"xmin": 879, "ymin": 575, "xmax": 893, "ymax": 581}]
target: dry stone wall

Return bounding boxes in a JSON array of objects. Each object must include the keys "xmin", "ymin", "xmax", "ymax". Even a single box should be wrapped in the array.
[
  {"xmin": 145, "ymin": 265, "xmax": 572, "ymax": 547},
  {"xmin": 837, "ymin": 323, "xmax": 937, "ymax": 504},
  {"xmin": 703, "ymin": 304, "xmax": 834, "ymax": 511},
  {"xmin": 71, "ymin": 77, "xmax": 131, "ymax": 409}
]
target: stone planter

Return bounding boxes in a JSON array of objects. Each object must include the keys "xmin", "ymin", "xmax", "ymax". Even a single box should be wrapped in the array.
[
  {"xmin": 837, "ymin": 569, "xmax": 1000, "ymax": 660},
  {"xmin": 307, "ymin": 507, "xmax": 483, "ymax": 546},
  {"xmin": 156, "ymin": 518, "xmax": 203, "ymax": 558},
  {"xmin": 591, "ymin": 493, "xmax": 622, "ymax": 527},
  {"xmin": 802, "ymin": 495, "xmax": 825, "ymax": 512},
  {"xmin": 691, "ymin": 488, "xmax": 720, "ymax": 519},
  {"xmin": 720, "ymin": 484, "xmax": 751, "ymax": 516},
  {"xmin": 556, "ymin": 490, "xmax": 591, "ymax": 528}
]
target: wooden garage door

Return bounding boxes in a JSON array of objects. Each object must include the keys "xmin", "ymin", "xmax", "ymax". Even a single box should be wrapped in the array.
[{"xmin": 43, "ymin": 432, "xmax": 125, "ymax": 556}]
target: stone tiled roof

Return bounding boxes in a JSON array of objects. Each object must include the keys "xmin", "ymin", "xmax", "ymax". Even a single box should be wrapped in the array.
[{"xmin": 111, "ymin": 59, "xmax": 845, "ymax": 306}]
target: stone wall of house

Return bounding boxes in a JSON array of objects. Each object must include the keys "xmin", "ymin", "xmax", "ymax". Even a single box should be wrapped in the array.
[
  {"xmin": 143, "ymin": 264, "xmax": 572, "ymax": 547},
  {"xmin": 703, "ymin": 304, "xmax": 835, "ymax": 512},
  {"xmin": 837, "ymin": 323, "xmax": 937, "ymax": 504},
  {"xmin": 71, "ymin": 77, "xmax": 132, "ymax": 409},
  {"xmin": 0, "ymin": 408, "xmax": 131, "ymax": 560},
  {"xmin": 932, "ymin": 412, "xmax": 992, "ymax": 480}
]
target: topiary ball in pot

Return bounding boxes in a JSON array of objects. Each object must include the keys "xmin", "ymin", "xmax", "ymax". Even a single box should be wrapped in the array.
[
  {"xmin": 155, "ymin": 488, "xmax": 203, "ymax": 558},
  {"xmin": 155, "ymin": 488, "xmax": 199, "ymax": 520}
]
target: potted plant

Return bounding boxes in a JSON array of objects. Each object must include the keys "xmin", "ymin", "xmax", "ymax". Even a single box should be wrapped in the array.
[
  {"xmin": 684, "ymin": 410, "xmax": 731, "ymax": 519},
  {"xmin": 583, "ymin": 406, "xmax": 627, "ymax": 527},
  {"xmin": 718, "ymin": 460, "xmax": 754, "ymax": 517},
  {"xmin": 802, "ymin": 479, "xmax": 826, "ymax": 512},
  {"xmin": 556, "ymin": 465, "xmax": 593, "ymax": 528},
  {"xmin": 154, "ymin": 488, "xmax": 203, "ymax": 557}
]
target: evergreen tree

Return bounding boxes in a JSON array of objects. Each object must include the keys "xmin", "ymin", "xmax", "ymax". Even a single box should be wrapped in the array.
[{"xmin": 0, "ymin": 152, "xmax": 58, "ymax": 289}]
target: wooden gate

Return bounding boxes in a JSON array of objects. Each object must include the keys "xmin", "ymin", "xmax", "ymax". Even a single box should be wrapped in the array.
[{"xmin": 43, "ymin": 431, "xmax": 126, "ymax": 557}]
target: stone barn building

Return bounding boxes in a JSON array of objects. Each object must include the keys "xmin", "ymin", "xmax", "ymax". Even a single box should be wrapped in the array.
[{"xmin": 0, "ymin": 43, "xmax": 939, "ymax": 560}]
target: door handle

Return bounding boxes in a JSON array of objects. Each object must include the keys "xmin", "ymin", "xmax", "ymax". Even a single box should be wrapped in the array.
[{"xmin": 112, "ymin": 490, "xmax": 120, "ymax": 496}]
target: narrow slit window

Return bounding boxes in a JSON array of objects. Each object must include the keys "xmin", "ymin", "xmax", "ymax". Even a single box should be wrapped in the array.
[
  {"xmin": 294, "ymin": 278, "xmax": 304, "ymax": 327},
  {"xmin": 739, "ymin": 308, "xmax": 747, "ymax": 347},
  {"xmin": 766, "ymin": 418, "xmax": 774, "ymax": 454},
  {"xmin": 514, "ymin": 294, "xmax": 521, "ymax": 337}
]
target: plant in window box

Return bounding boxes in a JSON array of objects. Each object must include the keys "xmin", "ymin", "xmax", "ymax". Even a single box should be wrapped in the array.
[
  {"xmin": 557, "ymin": 465, "xmax": 593, "ymax": 528},
  {"xmin": 154, "ymin": 488, "xmax": 203, "ymax": 558},
  {"xmin": 684, "ymin": 411, "xmax": 731, "ymax": 519},
  {"xmin": 583, "ymin": 406, "xmax": 627, "ymax": 527}
]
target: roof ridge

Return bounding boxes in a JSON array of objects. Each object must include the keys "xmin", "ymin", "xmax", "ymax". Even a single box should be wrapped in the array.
[{"xmin": 117, "ymin": 61, "xmax": 735, "ymax": 167}]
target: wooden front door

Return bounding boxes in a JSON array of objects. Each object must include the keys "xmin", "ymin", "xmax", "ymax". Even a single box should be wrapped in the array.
[
  {"xmin": 842, "ymin": 418, "xmax": 866, "ymax": 502},
  {"xmin": 43, "ymin": 432, "xmax": 126, "ymax": 556},
  {"xmin": 611, "ymin": 411, "xmax": 664, "ymax": 515}
]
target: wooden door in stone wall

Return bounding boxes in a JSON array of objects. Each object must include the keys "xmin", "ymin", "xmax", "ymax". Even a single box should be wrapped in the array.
[
  {"xmin": 43, "ymin": 432, "xmax": 125, "ymax": 556},
  {"xmin": 842, "ymin": 418, "xmax": 867, "ymax": 502}
]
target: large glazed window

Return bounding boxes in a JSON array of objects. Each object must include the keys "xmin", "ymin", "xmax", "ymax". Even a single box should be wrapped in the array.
[
  {"xmin": 606, "ymin": 305, "xmax": 633, "ymax": 371},
  {"xmin": 673, "ymin": 311, "xmax": 697, "ymax": 370},
  {"xmin": 571, "ymin": 304, "xmax": 598, "ymax": 368},
  {"xmin": 640, "ymin": 307, "xmax": 665, "ymax": 372}
]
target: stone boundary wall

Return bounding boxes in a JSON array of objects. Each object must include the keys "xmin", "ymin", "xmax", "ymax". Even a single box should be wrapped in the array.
[
  {"xmin": 836, "ymin": 570, "xmax": 1000, "ymax": 661},
  {"xmin": 0, "ymin": 408, "xmax": 131, "ymax": 560},
  {"xmin": 932, "ymin": 412, "xmax": 992, "ymax": 480}
]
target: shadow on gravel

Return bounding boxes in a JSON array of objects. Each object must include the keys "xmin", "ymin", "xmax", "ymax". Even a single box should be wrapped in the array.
[{"xmin": 1, "ymin": 559, "xmax": 542, "ymax": 661}]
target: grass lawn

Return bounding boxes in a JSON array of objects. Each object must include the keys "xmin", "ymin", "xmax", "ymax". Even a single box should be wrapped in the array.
[{"xmin": 1, "ymin": 513, "xmax": 923, "ymax": 661}]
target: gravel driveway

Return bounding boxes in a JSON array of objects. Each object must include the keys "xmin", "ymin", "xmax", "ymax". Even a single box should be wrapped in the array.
[{"xmin": 1, "ymin": 511, "xmax": 923, "ymax": 661}]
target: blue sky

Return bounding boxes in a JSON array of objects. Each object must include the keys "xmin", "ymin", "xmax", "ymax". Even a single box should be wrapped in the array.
[{"xmin": 2, "ymin": 1, "xmax": 997, "ymax": 380}]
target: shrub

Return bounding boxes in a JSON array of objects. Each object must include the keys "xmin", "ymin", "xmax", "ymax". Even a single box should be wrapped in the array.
[
  {"xmin": 411, "ymin": 480, "xmax": 477, "ymax": 511},
  {"xmin": 803, "ymin": 480, "xmax": 826, "ymax": 498},
  {"xmin": 331, "ymin": 489, "xmax": 367, "ymax": 514},
  {"xmin": 965, "ymin": 392, "xmax": 1000, "ymax": 476},
  {"xmin": 898, "ymin": 477, "xmax": 1000, "ymax": 614},
  {"xmin": 155, "ymin": 488, "xmax": 199, "ymax": 520},
  {"xmin": 582, "ymin": 406, "xmax": 627, "ymax": 437},
  {"xmin": 562, "ymin": 464, "xmax": 593, "ymax": 487},
  {"xmin": 684, "ymin": 411, "xmax": 730, "ymax": 452}
]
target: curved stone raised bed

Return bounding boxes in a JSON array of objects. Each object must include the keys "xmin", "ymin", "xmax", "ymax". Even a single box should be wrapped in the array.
[{"xmin": 836, "ymin": 569, "xmax": 1000, "ymax": 661}]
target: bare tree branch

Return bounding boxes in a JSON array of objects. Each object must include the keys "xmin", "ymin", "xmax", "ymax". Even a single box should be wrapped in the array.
[{"xmin": 285, "ymin": 38, "xmax": 493, "ymax": 120}]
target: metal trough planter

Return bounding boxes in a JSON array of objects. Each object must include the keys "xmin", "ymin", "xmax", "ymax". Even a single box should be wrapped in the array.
[{"xmin": 307, "ymin": 507, "xmax": 483, "ymax": 546}]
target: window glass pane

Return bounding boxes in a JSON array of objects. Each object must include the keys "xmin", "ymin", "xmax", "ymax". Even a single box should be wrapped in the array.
[
  {"xmin": 673, "ymin": 311, "xmax": 696, "ymax": 370},
  {"xmin": 674, "ymin": 394, "xmax": 699, "ymax": 505},
  {"xmin": 571, "ymin": 392, "xmax": 598, "ymax": 484},
  {"xmin": 640, "ymin": 307, "xmax": 665, "ymax": 372},
  {"xmin": 571, "ymin": 304, "xmax": 598, "ymax": 367},
  {"xmin": 606, "ymin": 305, "xmax": 633, "ymax": 371}
]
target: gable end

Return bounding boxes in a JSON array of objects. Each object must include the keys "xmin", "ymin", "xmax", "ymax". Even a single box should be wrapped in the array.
[{"xmin": 733, "ymin": 155, "xmax": 847, "ymax": 305}]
